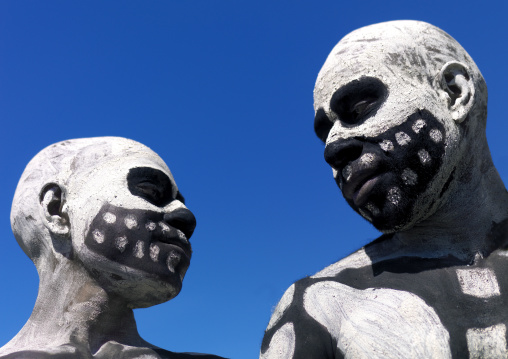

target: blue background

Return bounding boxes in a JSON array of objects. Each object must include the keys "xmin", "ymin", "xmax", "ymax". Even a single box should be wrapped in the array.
[{"xmin": 0, "ymin": 1, "xmax": 507, "ymax": 358}]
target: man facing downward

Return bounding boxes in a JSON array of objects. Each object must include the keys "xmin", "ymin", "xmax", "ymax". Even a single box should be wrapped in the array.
[
  {"xmin": 1, "ymin": 137, "xmax": 225, "ymax": 359},
  {"xmin": 261, "ymin": 21, "xmax": 508, "ymax": 358}
]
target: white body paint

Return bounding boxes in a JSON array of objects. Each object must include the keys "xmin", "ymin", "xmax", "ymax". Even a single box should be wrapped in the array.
[
  {"xmin": 311, "ymin": 248, "xmax": 372, "ymax": 279},
  {"xmin": 1, "ymin": 137, "xmax": 215, "ymax": 358},
  {"xmin": 466, "ymin": 324, "xmax": 507, "ymax": 359},
  {"xmin": 262, "ymin": 20, "xmax": 508, "ymax": 359},
  {"xmin": 266, "ymin": 284, "xmax": 295, "ymax": 331},
  {"xmin": 304, "ymin": 281, "xmax": 451, "ymax": 359},
  {"xmin": 260, "ymin": 323, "xmax": 296, "ymax": 359},
  {"xmin": 456, "ymin": 268, "xmax": 501, "ymax": 298}
]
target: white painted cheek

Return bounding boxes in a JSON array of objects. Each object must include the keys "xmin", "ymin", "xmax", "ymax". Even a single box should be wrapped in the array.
[{"xmin": 260, "ymin": 322, "xmax": 296, "ymax": 359}]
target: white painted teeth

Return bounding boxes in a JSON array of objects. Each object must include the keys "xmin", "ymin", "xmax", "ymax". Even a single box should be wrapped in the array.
[
  {"xmin": 103, "ymin": 212, "xmax": 117, "ymax": 224},
  {"xmin": 379, "ymin": 140, "xmax": 394, "ymax": 152},
  {"xmin": 92, "ymin": 229, "xmax": 105, "ymax": 244},
  {"xmin": 177, "ymin": 230, "xmax": 189, "ymax": 244},
  {"xmin": 418, "ymin": 149, "xmax": 431, "ymax": 165},
  {"xmin": 115, "ymin": 236, "xmax": 128, "ymax": 252},
  {"xmin": 145, "ymin": 221, "xmax": 157, "ymax": 231},
  {"xmin": 395, "ymin": 131, "xmax": 411, "ymax": 146},
  {"xmin": 387, "ymin": 187, "xmax": 401, "ymax": 206},
  {"xmin": 342, "ymin": 165, "xmax": 352, "ymax": 182},
  {"xmin": 149, "ymin": 243, "xmax": 160, "ymax": 262},
  {"xmin": 133, "ymin": 240, "xmax": 145, "ymax": 258},
  {"xmin": 401, "ymin": 168, "xmax": 418, "ymax": 186},
  {"xmin": 166, "ymin": 251, "xmax": 181, "ymax": 273},
  {"xmin": 124, "ymin": 214, "xmax": 138, "ymax": 229},
  {"xmin": 412, "ymin": 118, "xmax": 426, "ymax": 133},
  {"xmin": 429, "ymin": 128, "xmax": 443, "ymax": 143}
]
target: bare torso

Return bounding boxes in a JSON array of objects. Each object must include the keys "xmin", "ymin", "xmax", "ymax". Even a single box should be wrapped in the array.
[{"xmin": 261, "ymin": 233, "xmax": 508, "ymax": 359}]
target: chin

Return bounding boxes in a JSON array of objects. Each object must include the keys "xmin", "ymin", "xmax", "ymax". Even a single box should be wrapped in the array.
[
  {"xmin": 348, "ymin": 188, "xmax": 420, "ymax": 233},
  {"xmin": 82, "ymin": 253, "xmax": 188, "ymax": 307},
  {"xmin": 108, "ymin": 272, "xmax": 184, "ymax": 308}
]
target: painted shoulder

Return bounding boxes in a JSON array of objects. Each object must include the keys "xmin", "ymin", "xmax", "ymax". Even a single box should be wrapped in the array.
[
  {"xmin": 310, "ymin": 246, "xmax": 374, "ymax": 279},
  {"xmin": 259, "ymin": 247, "xmax": 375, "ymax": 359}
]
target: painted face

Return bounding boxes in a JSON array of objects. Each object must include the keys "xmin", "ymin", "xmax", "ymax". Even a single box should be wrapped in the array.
[
  {"xmin": 314, "ymin": 35, "xmax": 460, "ymax": 232},
  {"xmin": 323, "ymin": 108, "xmax": 447, "ymax": 230},
  {"xmin": 69, "ymin": 154, "xmax": 196, "ymax": 307}
]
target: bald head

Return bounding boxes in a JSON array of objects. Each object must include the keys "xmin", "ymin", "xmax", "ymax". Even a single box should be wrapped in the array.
[
  {"xmin": 11, "ymin": 137, "xmax": 171, "ymax": 261},
  {"xmin": 315, "ymin": 21, "xmax": 487, "ymax": 125}
]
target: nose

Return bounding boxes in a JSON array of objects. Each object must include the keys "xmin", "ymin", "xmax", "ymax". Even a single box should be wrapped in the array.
[
  {"xmin": 324, "ymin": 138, "xmax": 364, "ymax": 170},
  {"xmin": 164, "ymin": 208, "xmax": 197, "ymax": 239}
]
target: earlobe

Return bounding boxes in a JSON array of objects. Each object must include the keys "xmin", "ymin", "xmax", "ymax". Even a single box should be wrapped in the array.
[
  {"xmin": 40, "ymin": 183, "xmax": 70, "ymax": 237},
  {"xmin": 438, "ymin": 61, "xmax": 475, "ymax": 123}
]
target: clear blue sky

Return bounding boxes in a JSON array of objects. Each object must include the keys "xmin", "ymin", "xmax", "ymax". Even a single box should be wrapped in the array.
[{"xmin": 0, "ymin": 1, "xmax": 507, "ymax": 358}]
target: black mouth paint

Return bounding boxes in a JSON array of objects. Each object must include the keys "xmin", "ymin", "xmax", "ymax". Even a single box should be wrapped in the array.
[
  {"xmin": 327, "ymin": 110, "xmax": 446, "ymax": 230},
  {"xmin": 84, "ymin": 203, "xmax": 192, "ymax": 282}
]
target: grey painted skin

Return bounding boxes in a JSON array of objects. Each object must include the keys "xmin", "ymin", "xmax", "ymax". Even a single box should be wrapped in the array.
[
  {"xmin": 261, "ymin": 21, "xmax": 508, "ymax": 358},
  {"xmin": 1, "ymin": 137, "xmax": 225, "ymax": 359}
]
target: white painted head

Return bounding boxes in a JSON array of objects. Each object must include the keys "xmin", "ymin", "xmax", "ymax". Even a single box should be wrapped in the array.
[
  {"xmin": 314, "ymin": 20, "xmax": 489, "ymax": 232},
  {"xmin": 11, "ymin": 137, "xmax": 196, "ymax": 308}
]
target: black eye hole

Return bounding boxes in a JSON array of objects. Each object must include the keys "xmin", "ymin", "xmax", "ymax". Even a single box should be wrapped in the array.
[
  {"xmin": 127, "ymin": 167, "xmax": 177, "ymax": 207},
  {"xmin": 314, "ymin": 108, "xmax": 333, "ymax": 143},
  {"xmin": 330, "ymin": 77, "xmax": 388, "ymax": 126},
  {"xmin": 135, "ymin": 181, "xmax": 164, "ymax": 203}
]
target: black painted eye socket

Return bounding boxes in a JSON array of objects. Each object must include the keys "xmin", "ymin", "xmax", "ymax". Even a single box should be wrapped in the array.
[
  {"xmin": 127, "ymin": 167, "xmax": 184, "ymax": 207},
  {"xmin": 135, "ymin": 181, "xmax": 164, "ymax": 203},
  {"xmin": 330, "ymin": 77, "xmax": 388, "ymax": 126},
  {"xmin": 314, "ymin": 108, "xmax": 333, "ymax": 143}
]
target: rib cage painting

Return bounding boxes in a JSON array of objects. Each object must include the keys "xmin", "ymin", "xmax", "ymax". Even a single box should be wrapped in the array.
[{"xmin": 260, "ymin": 21, "xmax": 508, "ymax": 358}]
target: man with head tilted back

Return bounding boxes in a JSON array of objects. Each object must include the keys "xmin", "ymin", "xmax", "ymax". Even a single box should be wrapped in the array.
[
  {"xmin": 0, "ymin": 137, "xmax": 225, "ymax": 358},
  {"xmin": 260, "ymin": 21, "xmax": 508, "ymax": 358}
]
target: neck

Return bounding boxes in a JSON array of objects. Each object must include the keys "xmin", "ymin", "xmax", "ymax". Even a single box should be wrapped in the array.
[
  {"xmin": 1, "ymin": 256, "xmax": 147, "ymax": 354},
  {"xmin": 389, "ymin": 154, "xmax": 508, "ymax": 263}
]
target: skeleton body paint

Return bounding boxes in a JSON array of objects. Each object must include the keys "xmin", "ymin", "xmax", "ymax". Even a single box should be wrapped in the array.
[
  {"xmin": 262, "ymin": 21, "xmax": 508, "ymax": 358},
  {"xmin": 2, "ymin": 137, "xmax": 224, "ymax": 359}
]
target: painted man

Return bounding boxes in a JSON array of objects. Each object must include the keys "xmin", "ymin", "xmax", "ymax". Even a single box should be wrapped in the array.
[
  {"xmin": 260, "ymin": 20, "xmax": 508, "ymax": 358},
  {"xmin": 1, "ymin": 137, "xmax": 225, "ymax": 359}
]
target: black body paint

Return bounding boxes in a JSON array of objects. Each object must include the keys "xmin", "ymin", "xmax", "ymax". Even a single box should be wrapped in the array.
[{"xmin": 84, "ymin": 203, "xmax": 192, "ymax": 283}]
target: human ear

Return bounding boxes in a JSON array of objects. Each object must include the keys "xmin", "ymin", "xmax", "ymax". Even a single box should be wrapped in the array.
[
  {"xmin": 438, "ymin": 61, "xmax": 475, "ymax": 123},
  {"xmin": 40, "ymin": 183, "xmax": 70, "ymax": 237}
]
